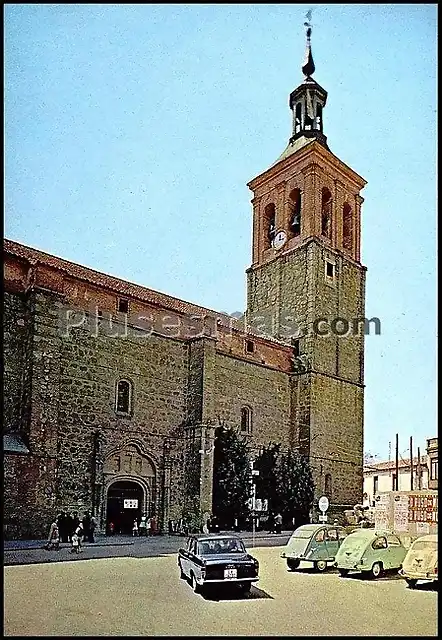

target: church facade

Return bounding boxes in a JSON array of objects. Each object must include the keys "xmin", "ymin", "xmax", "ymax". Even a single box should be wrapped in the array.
[{"xmin": 4, "ymin": 30, "xmax": 367, "ymax": 539}]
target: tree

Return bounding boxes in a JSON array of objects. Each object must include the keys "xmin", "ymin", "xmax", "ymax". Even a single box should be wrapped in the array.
[
  {"xmin": 253, "ymin": 443, "xmax": 281, "ymax": 512},
  {"xmin": 254, "ymin": 444, "xmax": 314, "ymax": 528},
  {"xmin": 212, "ymin": 424, "xmax": 252, "ymax": 528},
  {"xmin": 276, "ymin": 448, "xmax": 314, "ymax": 525}
]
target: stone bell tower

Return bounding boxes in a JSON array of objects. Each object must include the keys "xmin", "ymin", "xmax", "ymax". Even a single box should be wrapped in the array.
[{"xmin": 246, "ymin": 20, "xmax": 367, "ymax": 507}]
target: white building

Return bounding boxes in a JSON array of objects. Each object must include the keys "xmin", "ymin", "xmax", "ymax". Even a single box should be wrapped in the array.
[{"xmin": 363, "ymin": 456, "xmax": 429, "ymax": 507}]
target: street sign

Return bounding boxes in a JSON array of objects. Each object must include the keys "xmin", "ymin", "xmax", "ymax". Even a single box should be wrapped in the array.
[
  {"xmin": 319, "ymin": 514, "xmax": 328, "ymax": 522},
  {"xmin": 318, "ymin": 496, "xmax": 329, "ymax": 513}
]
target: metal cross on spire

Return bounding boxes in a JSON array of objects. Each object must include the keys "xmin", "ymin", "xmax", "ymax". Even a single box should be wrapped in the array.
[{"xmin": 302, "ymin": 9, "xmax": 315, "ymax": 78}]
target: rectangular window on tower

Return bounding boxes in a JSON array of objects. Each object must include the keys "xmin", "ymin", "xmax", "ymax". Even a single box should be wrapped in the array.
[
  {"xmin": 325, "ymin": 260, "xmax": 336, "ymax": 286},
  {"xmin": 118, "ymin": 298, "xmax": 129, "ymax": 314}
]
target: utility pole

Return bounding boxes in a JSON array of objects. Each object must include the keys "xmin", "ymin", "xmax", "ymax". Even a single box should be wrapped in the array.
[
  {"xmin": 395, "ymin": 433, "xmax": 399, "ymax": 491},
  {"xmin": 417, "ymin": 447, "xmax": 422, "ymax": 490},
  {"xmin": 410, "ymin": 436, "xmax": 414, "ymax": 491}
]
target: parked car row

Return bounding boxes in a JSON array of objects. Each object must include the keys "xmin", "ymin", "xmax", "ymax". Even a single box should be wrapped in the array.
[
  {"xmin": 281, "ymin": 524, "xmax": 438, "ymax": 587},
  {"xmin": 176, "ymin": 527, "xmax": 437, "ymax": 597}
]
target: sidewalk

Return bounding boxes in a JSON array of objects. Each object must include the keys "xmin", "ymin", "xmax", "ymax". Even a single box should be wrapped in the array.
[{"xmin": 4, "ymin": 529, "xmax": 291, "ymax": 552}]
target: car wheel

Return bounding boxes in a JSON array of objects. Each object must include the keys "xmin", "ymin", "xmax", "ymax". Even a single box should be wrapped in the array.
[
  {"xmin": 369, "ymin": 562, "xmax": 383, "ymax": 579},
  {"xmin": 191, "ymin": 573, "xmax": 201, "ymax": 594},
  {"xmin": 406, "ymin": 578, "xmax": 418, "ymax": 589},
  {"xmin": 178, "ymin": 561, "xmax": 186, "ymax": 580},
  {"xmin": 314, "ymin": 560, "xmax": 327, "ymax": 572},
  {"xmin": 338, "ymin": 569, "xmax": 349, "ymax": 577},
  {"xmin": 287, "ymin": 558, "xmax": 300, "ymax": 571},
  {"xmin": 240, "ymin": 582, "xmax": 251, "ymax": 594}
]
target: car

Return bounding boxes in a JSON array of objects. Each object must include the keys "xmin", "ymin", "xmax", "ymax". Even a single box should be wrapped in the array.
[
  {"xmin": 177, "ymin": 534, "xmax": 259, "ymax": 594},
  {"xmin": 280, "ymin": 524, "xmax": 348, "ymax": 572},
  {"xmin": 334, "ymin": 529, "xmax": 408, "ymax": 579},
  {"xmin": 399, "ymin": 534, "xmax": 438, "ymax": 589}
]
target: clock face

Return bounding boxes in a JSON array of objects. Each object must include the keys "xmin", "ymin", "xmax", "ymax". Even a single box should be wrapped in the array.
[{"xmin": 272, "ymin": 229, "xmax": 287, "ymax": 250}]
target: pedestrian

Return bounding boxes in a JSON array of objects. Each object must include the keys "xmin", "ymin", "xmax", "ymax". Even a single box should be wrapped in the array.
[
  {"xmin": 45, "ymin": 517, "xmax": 60, "ymax": 550},
  {"xmin": 132, "ymin": 519, "xmax": 139, "ymax": 537},
  {"xmin": 74, "ymin": 522, "xmax": 84, "ymax": 552},
  {"xmin": 168, "ymin": 519, "xmax": 173, "ymax": 535},
  {"xmin": 139, "ymin": 513, "xmax": 147, "ymax": 536},
  {"xmin": 58, "ymin": 511, "xmax": 68, "ymax": 543},
  {"xmin": 71, "ymin": 532, "xmax": 80, "ymax": 553},
  {"xmin": 89, "ymin": 514, "xmax": 97, "ymax": 543},
  {"xmin": 65, "ymin": 512, "xmax": 73, "ymax": 542},
  {"xmin": 274, "ymin": 512, "xmax": 283, "ymax": 534},
  {"xmin": 72, "ymin": 511, "xmax": 80, "ymax": 536},
  {"xmin": 150, "ymin": 516, "xmax": 157, "ymax": 536},
  {"xmin": 108, "ymin": 521, "xmax": 115, "ymax": 536},
  {"xmin": 82, "ymin": 511, "xmax": 91, "ymax": 543}
]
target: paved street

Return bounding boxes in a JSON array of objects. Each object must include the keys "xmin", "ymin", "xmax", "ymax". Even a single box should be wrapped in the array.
[
  {"xmin": 3, "ymin": 531, "xmax": 290, "ymax": 566},
  {"xmin": 4, "ymin": 545, "xmax": 437, "ymax": 636}
]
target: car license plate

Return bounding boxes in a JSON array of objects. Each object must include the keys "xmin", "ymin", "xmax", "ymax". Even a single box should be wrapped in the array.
[{"xmin": 224, "ymin": 568, "xmax": 237, "ymax": 579}]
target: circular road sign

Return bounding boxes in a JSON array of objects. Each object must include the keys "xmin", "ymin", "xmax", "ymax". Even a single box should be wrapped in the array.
[{"xmin": 318, "ymin": 496, "xmax": 329, "ymax": 513}]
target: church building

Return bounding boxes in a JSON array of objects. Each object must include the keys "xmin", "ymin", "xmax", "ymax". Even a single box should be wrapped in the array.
[{"xmin": 4, "ymin": 27, "xmax": 367, "ymax": 538}]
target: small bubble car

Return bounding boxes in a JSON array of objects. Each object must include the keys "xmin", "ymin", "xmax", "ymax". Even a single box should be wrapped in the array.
[
  {"xmin": 333, "ymin": 529, "xmax": 408, "ymax": 579},
  {"xmin": 281, "ymin": 524, "xmax": 348, "ymax": 572},
  {"xmin": 399, "ymin": 534, "xmax": 438, "ymax": 588}
]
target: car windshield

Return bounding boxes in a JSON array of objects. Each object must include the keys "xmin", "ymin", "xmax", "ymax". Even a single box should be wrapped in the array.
[
  {"xmin": 198, "ymin": 538, "xmax": 246, "ymax": 555},
  {"xmin": 291, "ymin": 528, "xmax": 317, "ymax": 539},
  {"xmin": 412, "ymin": 540, "xmax": 438, "ymax": 551}
]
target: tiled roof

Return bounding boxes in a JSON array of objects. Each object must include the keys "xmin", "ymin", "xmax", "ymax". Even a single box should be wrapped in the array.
[
  {"xmin": 364, "ymin": 455, "xmax": 428, "ymax": 472},
  {"xmin": 4, "ymin": 238, "xmax": 291, "ymax": 349}
]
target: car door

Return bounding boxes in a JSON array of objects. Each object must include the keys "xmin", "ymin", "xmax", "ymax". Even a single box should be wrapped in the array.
[
  {"xmin": 325, "ymin": 528, "xmax": 339, "ymax": 560},
  {"xmin": 386, "ymin": 534, "xmax": 406, "ymax": 569},
  {"xmin": 371, "ymin": 535, "xmax": 389, "ymax": 568},
  {"xmin": 311, "ymin": 528, "xmax": 328, "ymax": 561},
  {"xmin": 181, "ymin": 537, "xmax": 193, "ymax": 577}
]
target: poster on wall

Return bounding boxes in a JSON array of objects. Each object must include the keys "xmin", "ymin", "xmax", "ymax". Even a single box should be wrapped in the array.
[
  {"xmin": 374, "ymin": 494, "xmax": 390, "ymax": 529},
  {"xmin": 416, "ymin": 521, "xmax": 430, "ymax": 535},
  {"xmin": 124, "ymin": 499, "xmax": 138, "ymax": 509},
  {"xmin": 393, "ymin": 495, "xmax": 409, "ymax": 532}
]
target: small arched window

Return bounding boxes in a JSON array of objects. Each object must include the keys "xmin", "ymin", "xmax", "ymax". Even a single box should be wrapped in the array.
[
  {"xmin": 264, "ymin": 203, "xmax": 276, "ymax": 250},
  {"xmin": 316, "ymin": 104, "xmax": 323, "ymax": 131},
  {"xmin": 116, "ymin": 379, "xmax": 133, "ymax": 414},
  {"xmin": 295, "ymin": 103, "xmax": 302, "ymax": 134},
  {"xmin": 240, "ymin": 406, "xmax": 252, "ymax": 434},
  {"xmin": 325, "ymin": 473, "xmax": 332, "ymax": 498},
  {"xmin": 342, "ymin": 202, "xmax": 353, "ymax": 251},
  {"xmin": 321, "ymin": 188, "xmax": 332, "ymax": 239},
  {"xmin": 288, "ymin": 188, "xmax": 302, "ymax": 238}
]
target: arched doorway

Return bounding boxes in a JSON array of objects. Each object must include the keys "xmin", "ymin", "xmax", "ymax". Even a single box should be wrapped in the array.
[{"xmin": 106, "ymin": 480, "xmax": 144, "ymax": 535}]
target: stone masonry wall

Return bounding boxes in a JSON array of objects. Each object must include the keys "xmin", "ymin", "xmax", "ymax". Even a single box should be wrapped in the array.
[
  {"xmin": 56, "ymin": 309, "xmax": 189, "ymax": 528},
  {"xmin": 213, "ymin": 352, "xmax": 292, "ymax": 453},
  {"xmin": 309, "ymin": 373, "xmax": 364, "ymax": 506},
  {"xmin": 4, "ymin": 291, "xmax": 29, "ymax": 437}
]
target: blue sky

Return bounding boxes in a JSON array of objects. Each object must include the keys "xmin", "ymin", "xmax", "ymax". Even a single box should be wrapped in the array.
[{"xmin": 5, "ymin": 4, "xmax": 437, "ymax": 462}]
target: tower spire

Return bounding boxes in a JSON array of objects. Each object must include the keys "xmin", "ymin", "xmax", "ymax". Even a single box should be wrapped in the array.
[{"xmin": 302, "ymin": 11, "xmax": 315, "ymax": 78}]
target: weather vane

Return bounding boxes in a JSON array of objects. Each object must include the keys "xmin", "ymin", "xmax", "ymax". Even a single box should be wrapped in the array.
[
  {"xmin": 304, "ymin": 9, "xmax": 313, "ymax": 39},
  {"xmin": 301, "ymin": 9, "xmax": 315, "ymax": 78}
]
